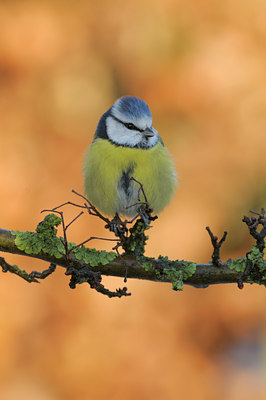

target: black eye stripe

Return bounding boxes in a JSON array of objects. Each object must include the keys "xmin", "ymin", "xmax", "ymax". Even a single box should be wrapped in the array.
[
  {"xmin": 110, "ymin": 114, "xmax": 144, "ymax": 132},
  {"xmin": 124, "ymin": 122, "xmax": 143, "ymax": 132},
  {"xmin": 125, "ymin": 122, "xmax": 135, "ymax": 130}
]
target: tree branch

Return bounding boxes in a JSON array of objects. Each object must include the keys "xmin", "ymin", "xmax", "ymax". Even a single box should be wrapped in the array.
[
  {"xmin": 0, "ymin": 196, "xmax": 265, "ymax": 296},
  {"xmin": 0, "ymin": 227, "xmax": 262, "ymax": 289}
]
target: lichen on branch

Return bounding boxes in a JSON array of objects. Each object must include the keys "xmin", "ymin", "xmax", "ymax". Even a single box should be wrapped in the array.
[
  {"xmin": 11, "ymin": 214, "xmax": 65, "ymax": 258},
  {"xmin": 0, "ymin": 195, "xmax": 265, "ymax": 297}
]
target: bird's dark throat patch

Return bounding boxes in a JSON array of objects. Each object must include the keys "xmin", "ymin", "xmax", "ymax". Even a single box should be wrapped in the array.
[{"xmin": 119, "ymin": 164, "xmax": 135, "ymax": 197}]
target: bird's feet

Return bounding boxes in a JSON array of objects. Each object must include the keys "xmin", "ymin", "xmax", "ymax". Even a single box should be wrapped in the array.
[
  {"xmin": 137, "ymin": 205, "xmax": 158, "ymax": 227},
  {"xmin": 105, "ymin": 214, "xmax": 128, "ymax": 237}
]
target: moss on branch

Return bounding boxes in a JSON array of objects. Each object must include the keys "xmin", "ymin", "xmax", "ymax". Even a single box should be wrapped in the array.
[{"xmin": 0, "ymin": 204, "xmax": 265, "ymax": 297}]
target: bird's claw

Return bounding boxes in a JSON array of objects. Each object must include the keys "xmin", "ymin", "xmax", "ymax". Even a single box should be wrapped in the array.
[
  {"xmin": 137, "ymin": 205, "xmax": 157, "ymax": 227},
  {"xmin": 105, "ymin": 214, "xmax": 128, "ymax": 237}
]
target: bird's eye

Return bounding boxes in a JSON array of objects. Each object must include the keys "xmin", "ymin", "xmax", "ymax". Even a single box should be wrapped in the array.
[{"xmin": 125, "ymin": 122, "xmax": 137, "ymax": 130}]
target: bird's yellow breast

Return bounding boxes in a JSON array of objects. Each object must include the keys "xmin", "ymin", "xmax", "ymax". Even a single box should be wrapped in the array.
[{"xmin": 83, "ymin": 138, "xmax": 176, "ymax": 217}]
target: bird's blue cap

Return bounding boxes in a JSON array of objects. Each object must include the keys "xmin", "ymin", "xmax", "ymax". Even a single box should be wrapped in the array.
[{"xmin": 113, "ymin": 96, "xmax": 152, "ymax": 119}]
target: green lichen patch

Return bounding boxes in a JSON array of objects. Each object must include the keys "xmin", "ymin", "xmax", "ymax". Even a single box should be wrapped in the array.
[
  {"xmin": 11, "ymin": 214, "xmax": 118, "ymax": 266},
  {"xmin": 228, "ymin": 257, "xmax": 246, "ymax": 273},
  {"xmin": 141, "ymin": 259, "xmax": 153, "ymax": 272},
  {"xmin": 70, "ymin": 244, "xmax": 116, "ymax": 267},
  {"xmin": 228, "ymin": 245, "xmax": 266, "ymax": 286},
  {"xmin": 156, "ymin": 256, "xmax": 197, "ymax": 291},
  {"xmin": 123, "ymin": 220, "xmax": 149, "ymax": 257},
  {"xmin": 11, "ymin": 214, "xmax": 65, "ymax": 258},
  {"xmin": 247, "ymin": 245, "xmax": 266, "ymax": 285},
  {"xmin": 247, "ymin": 245, "xmax": 265, "ymax": 270}
]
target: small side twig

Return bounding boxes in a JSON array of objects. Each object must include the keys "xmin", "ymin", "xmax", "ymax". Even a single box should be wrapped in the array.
[
  {"xmin": 242, "ymin": 208, "xmax": 266, "ymax": 252},
  {"xmin": 65, "ymin": 265, "xmax": 131, "ymax": 298},
  {"xmin": 206, "ymin": 226, "xmax": 227, "ymax": 267},
  {"xmin": 130, "ymin": 177, "xmax": 148, "ymax": 203},
  {"xmin": 29, "ymin": 263, "xmax": 57, "ymax": 280},
  {"xmin": 69, "ymin": 236, "xmax": 119, "ymax": 252},
  {"xmin": 238, "ymin": 208, "xmax": 266, "ymax": 289},
  {"xmin": 72, "ymin": 190, "xmax": 110, "ymax": 225},
  {"xmin": 113, "ymin": 247, "xmax": 129, "ymax": 283},
  {"xmin": 0, "ymin": 257, "xmax": 56, "ymax": 283},
  {"xmin": 65, "ymin": 211, "xmax": 84, "ymax": 230}
]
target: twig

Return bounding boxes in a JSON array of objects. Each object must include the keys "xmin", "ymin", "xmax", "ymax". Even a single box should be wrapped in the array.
[
  {"xmin": 206, "ymin": 226, "xmax": 227, "ymax": 267},
  {"xmin": 44, "ymin": 201, "xmax": 86, "ymax": 211},
  {"xmin": 70, "ymin": 236, "xmax": 119, "ymax": 252},
  {"xmin": 126, "ymin": 201, "xmax": 148, "ymax": 209},
  {"xmin": 238, "ymin": 208, "xmax": 266, "ymax": 288},
  {"xmin": 65, "ymin": 265, "xmax": 131, "ymax": 297},
  {"xmin": 114, "ymin": 247, "xmax": 128, "ymax": 283},
  {"xmin": 130, "ymin": 177, "xmax": 148, "ymax": 203},
  {"xmin": 29, "ymin": 263, "xmax": 56, "ymax": 280},
  {"xmin": 65, "ymin": 211, "xmax": 84, "ymax": 230},
  {"xmin": 0, "ymin": 256, "xmax": 56, "ymax": 283},
  {"xmin": 72, "ymin": 190, "xmax": 110, "ymax": 224},
  {"xmin": 242, "ymin": 208, "xmax": 266, "ymax": 252}
]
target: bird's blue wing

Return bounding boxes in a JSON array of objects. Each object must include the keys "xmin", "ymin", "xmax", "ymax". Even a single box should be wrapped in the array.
[{"xmin": 93, "ymin": 108, "xmax": 111, "ymax": 141}]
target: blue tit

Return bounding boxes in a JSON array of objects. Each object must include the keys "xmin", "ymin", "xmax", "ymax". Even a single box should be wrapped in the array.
[{"xmin": 83, "ymin": 96, "xmax": 176, "ymax": 218}]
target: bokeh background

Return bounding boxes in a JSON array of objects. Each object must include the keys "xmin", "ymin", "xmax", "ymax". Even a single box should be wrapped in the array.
[{"xmin": 0, "ymin": 0, "xmax": 265, "ymax": 399}]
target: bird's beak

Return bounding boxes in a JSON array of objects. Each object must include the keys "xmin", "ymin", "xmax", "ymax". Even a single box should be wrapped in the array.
[{"xmin": 143, "ymin": 127, "xmax": 156, "ymax": 138}]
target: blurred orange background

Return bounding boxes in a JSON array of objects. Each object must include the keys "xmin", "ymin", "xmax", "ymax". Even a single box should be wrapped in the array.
[{"xmin": 0, "ymin": 1, "xmax": 265, "ymax": 399}]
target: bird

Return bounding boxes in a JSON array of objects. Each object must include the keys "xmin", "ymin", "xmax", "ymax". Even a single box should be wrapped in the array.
[{"xmin": 83, "ymin": 96, "xmax": 176, "ymax": 221}]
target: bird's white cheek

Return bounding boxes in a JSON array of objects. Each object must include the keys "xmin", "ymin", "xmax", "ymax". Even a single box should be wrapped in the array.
[{"xmin": 106, "ymin": 117, "xmax": 141, "ymax": 147}]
